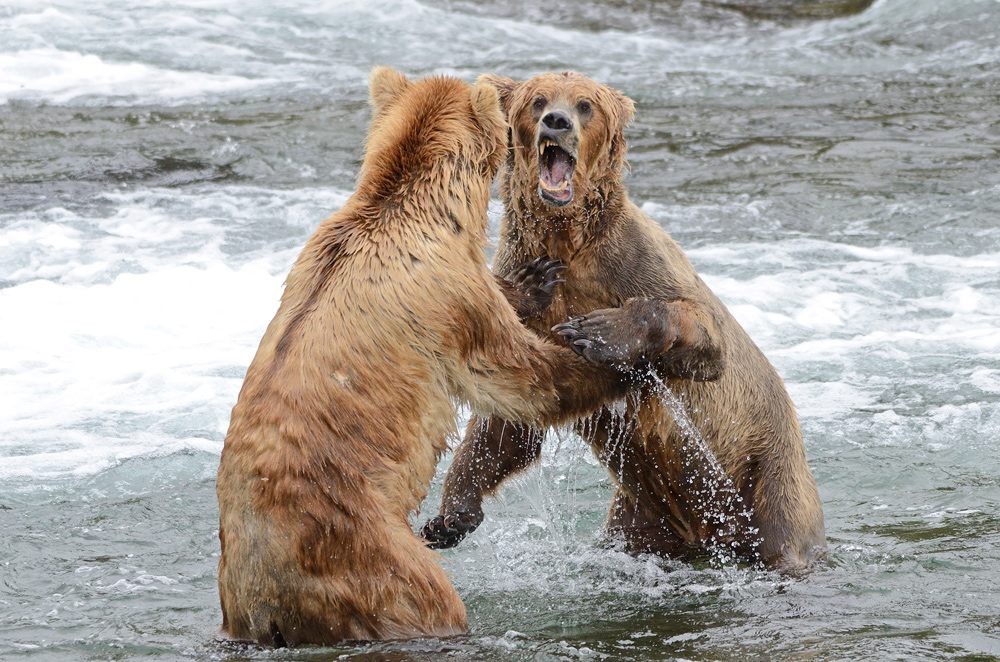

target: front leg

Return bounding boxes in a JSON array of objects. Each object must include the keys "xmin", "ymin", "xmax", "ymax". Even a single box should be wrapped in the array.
[
  {"xmin": 421, "ymin": 417, "xmax": 543, "ymax": 549},
  {"xmin": 554, "ymin": 297, "xmax": 724, "ymax": 380}
]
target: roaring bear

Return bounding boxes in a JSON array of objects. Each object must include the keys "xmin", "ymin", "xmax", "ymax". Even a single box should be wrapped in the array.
[
  {"xmin": 422, "ymin": 72, "xmax": 826, "ymax": 572},
  {"xmin": 215, "ymin": 68, "xmax": 629, "ymax": 646}
]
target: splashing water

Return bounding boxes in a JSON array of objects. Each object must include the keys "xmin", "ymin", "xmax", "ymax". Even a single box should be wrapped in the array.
[{"xmin": 641, "ymin": 368, "xmax": 760, "ymax": 565}]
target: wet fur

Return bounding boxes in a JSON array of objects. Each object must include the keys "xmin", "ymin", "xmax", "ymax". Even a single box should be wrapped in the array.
[
  {"xmin": 216, "ymin": 68, "xmax": 627, "ymax": 646},
  {"xmin": 433, "ymin": 72, "xmax": 826, "ymax": 572}
]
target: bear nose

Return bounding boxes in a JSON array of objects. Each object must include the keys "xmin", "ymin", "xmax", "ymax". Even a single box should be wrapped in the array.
[{"xmin": 541, "ymin": 110, "xmax": 573, "ymax": 133}]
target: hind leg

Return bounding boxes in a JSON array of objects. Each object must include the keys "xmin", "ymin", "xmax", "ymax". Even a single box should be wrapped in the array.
[
  {"xmin": 749, "ymin": 471, "xmax": 828, "ymax": 573},
  {"xmin": 271, "ymin": 535, "xmax": 468, "ymax": 644},
  {"xmin": 605, "ymin": 486, "xmax": 696, "ymax": 557}
]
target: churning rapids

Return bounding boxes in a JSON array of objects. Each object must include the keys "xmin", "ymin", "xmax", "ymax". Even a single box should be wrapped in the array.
[{"xmin": 2, "ymin": 0, "xmax": 1000, "ymax": 660}]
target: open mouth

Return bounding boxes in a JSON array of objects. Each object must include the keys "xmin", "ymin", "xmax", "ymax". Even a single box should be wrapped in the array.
[{"xmin": 537, "ymin": 139, "xmax": 576, "ymax": 206}]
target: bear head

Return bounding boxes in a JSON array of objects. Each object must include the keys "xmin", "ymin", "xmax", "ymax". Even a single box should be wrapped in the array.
[
  {"xmin": 359, "ymin": 67, "xmax": 508, "ymax": 204},
  {"xmin": 478, "ymin": 72, "xmax": 635, "ymax": 209}
]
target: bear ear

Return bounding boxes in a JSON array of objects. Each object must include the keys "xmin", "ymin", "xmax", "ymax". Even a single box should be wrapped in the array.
[
  {"xmin": 470, "ymin": 82, "xmax": 506, "ymax": 158},
  {"xmin": 470, "ymin": 82, "xmax": 502, "ymax": 125},
  {"xmin": 369, "ymin": 66, "xmax": 411, "ymax": 115},
  {"xmin": 612, "ymin": 87, "xmax": 635, "ymax": 128},
  {"xmin": 607, "ymin": 87, "xmax": 636, "ymax": 169},
  {"xmin": 475, "ymin": 74, "xmax": 518, "ymax": 118}
]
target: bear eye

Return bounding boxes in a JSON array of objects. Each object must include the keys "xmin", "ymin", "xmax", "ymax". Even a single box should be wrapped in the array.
[
  {"xmin": 577, "ymin": 99, "xmax": 592, "ymax": 114},
  {"xmin": 532, "ymin": 96, "xmax": 546, "ymax": 111}
]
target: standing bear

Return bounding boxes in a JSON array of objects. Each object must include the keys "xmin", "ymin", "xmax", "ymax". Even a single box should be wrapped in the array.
[
  {"xmin": 216, "ymin": 68, "xmax": 629, "ymax": 647},
  {"xmin": 422, "ymin": 72, "xmax": 826, "ymax": 572}
]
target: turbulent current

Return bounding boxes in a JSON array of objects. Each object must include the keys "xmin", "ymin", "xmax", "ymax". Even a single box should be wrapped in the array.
[{"xmin": 2, "ymin": 0, "xmax": 1000, "ymax": 660}]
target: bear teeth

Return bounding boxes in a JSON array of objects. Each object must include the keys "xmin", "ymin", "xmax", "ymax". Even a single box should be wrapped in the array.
[
  {"xmin": 538, "ymin": 139, "xmax": 558, "ymax": 153},
  {"xmin": 538, "ymin": 178, "xmax": 569, "ymax": 192}
]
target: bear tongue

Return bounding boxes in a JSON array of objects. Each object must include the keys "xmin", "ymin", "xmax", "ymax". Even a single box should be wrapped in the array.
[{"xmin": 542, "ymin": 147, "xmax": 574, "ymax": 187}]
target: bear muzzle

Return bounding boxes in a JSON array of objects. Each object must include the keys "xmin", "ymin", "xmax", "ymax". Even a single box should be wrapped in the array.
[{"xmin": 536, "ymin": 109, "xmax": 579, "ymax": 207}]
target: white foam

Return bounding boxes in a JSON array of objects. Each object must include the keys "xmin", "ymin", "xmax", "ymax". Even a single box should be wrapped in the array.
[
  {"xmin": 0, "ymin": 186, "xmax": 354, "ymax": 481},
  {"xmin": 1, "ymin": 186, "xmax": 351, "ymax": 288},
  {"xmin": 0, "ymin": 264, "xmax": 282, "ymax": 480},
  {"xmin": 0, "ymin": 48, "xmax": 276, "ymax": 105},
  {"xmin": 786, "ymin": 381, "xmax": 875, "ymax": 424},
  {"xmin": 691, "ymin": 241, "xmax": 1000, "ymax": 356}
]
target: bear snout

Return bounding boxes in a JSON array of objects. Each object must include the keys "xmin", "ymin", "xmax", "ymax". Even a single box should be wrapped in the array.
[{"xmin": 541, "ymin": 109, "xmax": 573, "ymax": 133}]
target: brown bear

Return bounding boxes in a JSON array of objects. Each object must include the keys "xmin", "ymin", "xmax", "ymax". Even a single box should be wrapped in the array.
[
  {"xmin": 215, "ymin": 68, "xmax": 629, "ymax": 646},
  {"xmin": 422, "ymin": 72, "xmax": 826, "ymax": 573}
]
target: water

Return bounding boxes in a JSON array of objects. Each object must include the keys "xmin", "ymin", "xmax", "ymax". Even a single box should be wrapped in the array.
[{"xmin": 2, "ymin": 0, "xmax": 999, "ymax": 659}]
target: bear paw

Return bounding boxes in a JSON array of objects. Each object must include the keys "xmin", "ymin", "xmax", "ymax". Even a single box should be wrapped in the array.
[
  {"xmin": 553, "ymin": 304, "xmax": 671, "ymax": 369},
  {"xmin": 504, "ymin": 256, "xmax": 567, "ymax": 319},
  {"xmin": 420, "ymin": 512, "xmax": 483, "ymax": 549}
]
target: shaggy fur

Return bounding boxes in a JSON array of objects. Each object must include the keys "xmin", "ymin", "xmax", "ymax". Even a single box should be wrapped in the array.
[
  {"xmin": 215, "ymin": 68, "xmax": 627, "ymax": 647},
  {"xmin": 425, "ymin": 72, "xmax": 826, "ymax": 572}
]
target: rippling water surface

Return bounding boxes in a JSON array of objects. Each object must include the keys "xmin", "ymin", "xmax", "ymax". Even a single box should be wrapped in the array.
[{"xmin": 3, "ymin": 0, "xmax": 1000, "ymax": 659}]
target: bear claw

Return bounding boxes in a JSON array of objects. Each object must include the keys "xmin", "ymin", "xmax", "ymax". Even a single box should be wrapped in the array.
[
  {"xmin": 508, "ymin": 257, "xmax": 567, "ymax": 292},
  {"xmin": 505, "ymin": 256, "xmax": 567, "ymax": 317},
  {"xmin": 553, "ymin": 318, "xmax": 590, "ymax": 353},
  {"xmin": 553, "ymin": 314, "xmax": 630, "ymax": 367},
  {"xmin": 420, "ymin": 512, "xmax": 483, "ymax": 549}
]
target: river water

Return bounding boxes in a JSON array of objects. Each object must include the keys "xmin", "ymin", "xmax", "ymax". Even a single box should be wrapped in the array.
[{"xmin": 2, "ymin": 0, "xmax": 999, "ymax": 659}]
